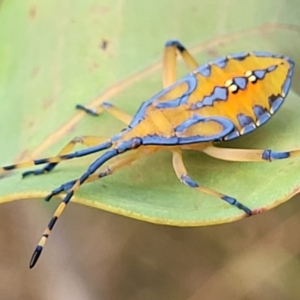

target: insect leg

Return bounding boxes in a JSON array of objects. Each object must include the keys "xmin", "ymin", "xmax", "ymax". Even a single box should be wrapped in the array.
[
  {"xmin": 203, "ymin": 145, "xmax": 299, "ymax": 162},
  {"xmin": 21, "ymin": 136, "xmax": 110, "ymax": 177},
  {"xmin": 76, "ymin": 101, "xmax": 132, "ymax": 125},
  {"xmin": 44, "ymin": 147, "xmax": 154, "ymax": 201},
  {"xmin": 163, "ymin": 40, "xmax": 199, "ymax": 87},
  {"xmin": 172, "ymin": 150, "xmax": 252, "ymax": 215},
  {"xmin": 29, "ymin": 137, "xmax": 143, "ymax": 268},
  {"xmin": 0, "ymin": 137, "xmax": 112, "ymax": 176}
]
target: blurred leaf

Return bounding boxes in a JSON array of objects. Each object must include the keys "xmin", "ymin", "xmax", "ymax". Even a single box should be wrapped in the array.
[{"xmin": 0, "ymin": 0, "xmax": 300, "ymax": 225}]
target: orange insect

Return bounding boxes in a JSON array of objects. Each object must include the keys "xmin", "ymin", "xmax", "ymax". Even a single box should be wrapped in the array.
[{"xmin": 0, "ymin": 40, "xmax": 294, "ymax": 268}]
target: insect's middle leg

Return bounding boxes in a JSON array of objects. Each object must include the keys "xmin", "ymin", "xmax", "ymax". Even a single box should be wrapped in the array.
[
  {"xmin": 22, "ymin": 136, "xmax": 109, "ymax": 177},
  {"xmin": 163, "ymin": 40, "xmax": 199, "ymax": 87},
  {"xmin": 172, "ymin": 150, "xmax": 252, "ymax": 215}
]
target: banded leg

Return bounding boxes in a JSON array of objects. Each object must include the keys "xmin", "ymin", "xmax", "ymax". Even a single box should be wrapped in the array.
[
  {"xmin": 172, "ymin": 150, "xmax": 252, "ymax": 215},
  {"xmin": 29, "ymin": 138, "xmax": 148, "ymax": 268},
  {"xmin": 78, "ymin": 40, "xmax": 199, "ymax": 118},
  {"xmin": 21, "ymin": 136, "xmax": 109, "ymax": 177},
  {"xmin": 0, "ymin": 137, "xmax": 112, "ymax": 176},
  {"xmin": 202, "ymin": 145, "xmax": 297, "ymax": 162},
  {"xmin": 44, "ymin": 148, "xmax": 153, "ymax": 201},
  {"xmin": 163, "ymin": 40, "xmax": 199, "ymax": 87},
  {"xmin": 76, "ymin": 102, "xmax": 132, "ymax": 125}
]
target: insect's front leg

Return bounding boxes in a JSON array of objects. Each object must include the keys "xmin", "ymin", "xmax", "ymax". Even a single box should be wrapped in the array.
[
  {"xmin": 76, "ymin": 101, "xmax": 132, "ymax": 125},
  {"xmin": 163, "ymin": 40, "xmax": 199, "ymax": 87}
]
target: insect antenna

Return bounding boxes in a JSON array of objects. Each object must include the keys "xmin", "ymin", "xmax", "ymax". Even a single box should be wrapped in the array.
[{"xmin": 29, "ymin": 137, "xmax": 142, "ymax": 268}]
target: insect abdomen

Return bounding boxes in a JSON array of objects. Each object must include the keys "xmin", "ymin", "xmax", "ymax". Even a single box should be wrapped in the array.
[{"xmin": 189, "ymin": 52, "xmax": 294, "ymax": 140}]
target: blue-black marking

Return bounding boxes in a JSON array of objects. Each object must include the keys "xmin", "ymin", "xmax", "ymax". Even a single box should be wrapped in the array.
[
  {"xmin": 119, "ymin": 138, "xmax": 142, "ymax": 151},
  {"xmin": 221, "ymin": 196, "xmax": 252, "ymax": 215},
  {"xmin": 177, "ymin": 115, "xmax": 235, "ymax": 143},
  {"xmin": 193, "ymin": 87, "xmax": 228, "ymax": 109},
  {"xmin": 79, "ymin": 172, "xmax": 90, "ymax": 184},
  {"xmin": 233, "ymin": 77, "xmax": 247, "ymax": 90},
  {"xmin": 253, "ymin": 69, "xmax": 266, "ymax": 79},
  {"xmin": 129, "ymin": 100, "xmax": 152, "ymax": 127},
  {"xmin": 3, "ymin": 165, "xmax": 15, "ymax": 171},
  {"xmin": 34, "ymin": 158, "xmax": 49, "ymax": 165},
  {"xmin": 48, "ymin": 216, "xmax": 58, "ymax": 230},
  {"xmin": 213, "ymin": 56, "xmax": 228, "ymax": 68},
  {"xmin": 102, "ymin": 101, "xmax": 113, "ymax": 108},
  {"xmin": 175, "ymin": 114, "xmax": 205, "ymax": 133},
  {"xmin": 155, "ymin": 75, "xmax": 198, "ymax": 109},
  {"xmin": 155, "ymin": 98, "xmax": 181, "ymax": 109},
  {"xmin": 177, "ymin": 134, "xmax": 229, "ymax": 144},
  {"xmin": 130, "ymin": 74, "xmax": 197, "ymax": 126},
  {"xmin": 253, "ymin": 106, "xmax": 272, "ymax": 126},
  {"xmin": 257, "ymin": 112, "xmax": 271, "ymax": 126},
  {"xmin": 142, "ymin": 135, "xmax": 178, "ymax": 145},
  {"xmin": 196, "ymin": 64, "xmax": 211, "ymax": 77},
  {"xmin": 262, "ymin": 149, "xmax": 290, "ymax": 161},
  {"xmin": 181, "ymin": 174, "xmax": 199, "ymax": 188},
  {"xmin": 165, "ymin": 40, "xmax": 185, "ymax": 52},
  {"xmin": 62, "ymin": 191, "xmax": 74, "ymax": 204},
  {"xmin": 30, "ymin": 246, "xmax": 43, "ymax": 268},
  {"xmin": 22, "ymin": 168, "xmax": 47, "ymax": 177},
  {"xmin": 229, "ymin": 52, "xmax": 249, "ymax": 61},
  {"xmin": 237, "ymin": 113, "xmax": 253, "ymax": 128},
  {"xmin": 269, "ymin": 96, "xmax": 283, "ymax": 113},
  {"xmin": 267, "ymin": 65, "xmax": 277, "ymax": 72},
  {"xmin": 223, "ymin": 130, "xmax": 239, "ymax": 141},
  {"xmin": 64, "ymin": 142, "xmax": 113, "ymax": 159},
  {"xmin": 87, "ymin": 149, "xmax": 119, "ymax": 173},
  {"xmin": 76, "ymin": 104, "xmax": 98, "ymax": 116},
  {"xmin": 271, "ymin": 151, "xmax": 290, "ymax": 160},
  {"xmin": 241, "ymin": 123, "xmax": 256, "ymax": 135},
  {"xmin": 253, "ymin": 105, "xmax": 266, "ymax": 118},
  {"xmin": 141, "ymin": 116, "xmax": 234, "ymax": 145},
  {"xmin": 47, "ymin": 182, "xmax": 74, "ymax": 201},
  {"xmin": 262, "ymin": 149, "xmax": 272, "ymax": 160},
  {"xmin": 21, "ymin": 142, "xmax": 113, "ymax": 177}
]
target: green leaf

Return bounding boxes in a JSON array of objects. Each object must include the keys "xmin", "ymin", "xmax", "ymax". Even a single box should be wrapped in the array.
[{"xmin": 0, "ymin": 1, "xmax": 300, "ymax": 226}]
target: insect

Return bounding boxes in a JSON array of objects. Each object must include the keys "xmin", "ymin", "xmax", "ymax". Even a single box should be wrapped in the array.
[{"xmin": 0, "ymin": 40, "xmax": 295, "ymax": 268}]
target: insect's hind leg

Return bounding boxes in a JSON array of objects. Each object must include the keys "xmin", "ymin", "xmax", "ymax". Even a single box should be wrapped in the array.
[
  {"xmin": 0, "ymin": 136, "xmax": 111, "ymax": 177},
  {"xmin": 172, "ymin": 150, "xmax": 252, "ymax": 215},
  {"xmin": 203, "ymin": 145, "xmax": 299, "ymax": 162},
  {"xmin": 163, "ymin": 40, "xmax": 199, "ymax": 87}
]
